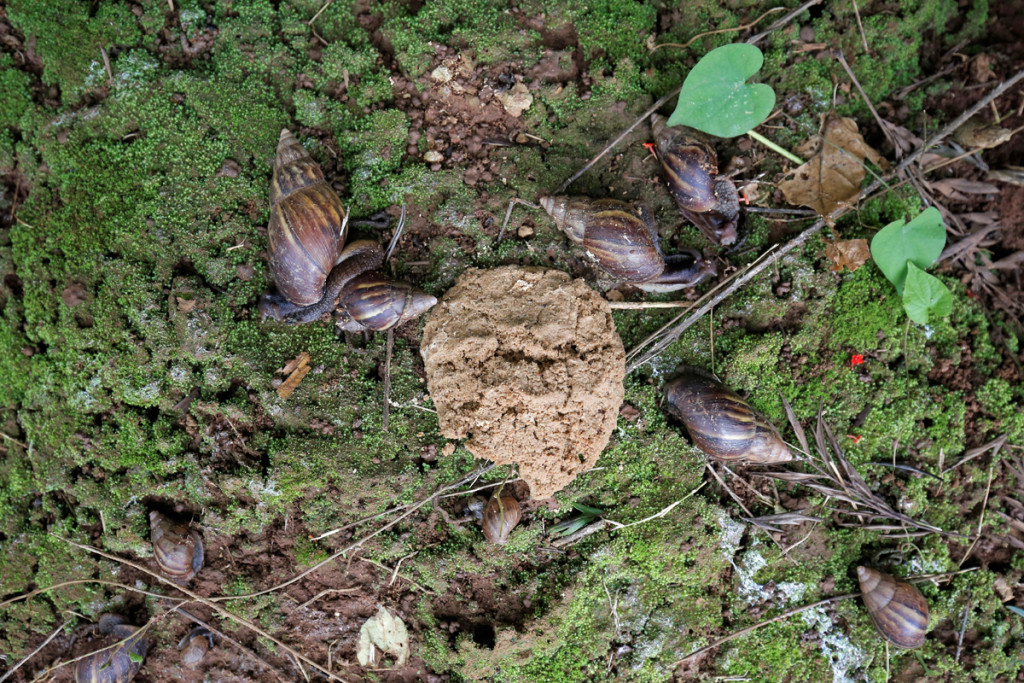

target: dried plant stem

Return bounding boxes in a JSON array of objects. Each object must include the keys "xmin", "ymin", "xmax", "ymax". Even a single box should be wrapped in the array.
[
  {"xmin": 957, "ymin": 461, "xmax": 997, "ymax": 567},
  {"xmin": 608, "ymin": 300, "xmax": 700, "ymax": 309},
  {"xmin": 0, "ymin": 579, "xmax": 180, "ymax": 610},
  {"xmin": 675, "ymin": 593, "xmax": 859, "ymax": 665},
  {"xmin": 0, "ymin": 620, "xmax": 68, "ymax": 683},
  {"xmin": 53, "ymin": 536, "xmax": 352, "ymax": 683},
  {"xmin": 833, "ymin": 50, "xmax": 900, "ymax": 152},
  {"xmin": 650, "ymin": 7, "xmax": 786, "ymax": 52}
]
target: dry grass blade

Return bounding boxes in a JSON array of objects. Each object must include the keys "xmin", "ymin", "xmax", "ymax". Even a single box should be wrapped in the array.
[
  {"xmin": 741, "ymin": 511, "xmax": 822, "ymax": 533},
  {"xmin": 761, "ymin": 410, "xmax": 943, "ymax": 535},
  {"xmin": 780, "ymin": 394, "xmax": 810, "ymax": 455}
]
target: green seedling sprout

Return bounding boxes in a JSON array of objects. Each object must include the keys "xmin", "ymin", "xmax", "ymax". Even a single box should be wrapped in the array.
[
  {"xmin": 870, "ymin": 207, "xmax": 952, "ymax": 325},
  {"xmin": 667, "ymin": 43, "xmax": 802, "ymax": 164}
]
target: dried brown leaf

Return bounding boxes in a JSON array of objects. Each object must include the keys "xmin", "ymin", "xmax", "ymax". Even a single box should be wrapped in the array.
[
  {"xmin": 779, "ymin": 113, "xmax": 886, "ymax": 215},
  {"xmin": 824, "ymin": 238, "xmax": 871, "ymax": 272},
  {"xmin": 929, "ymin": 178, "xmax": 1001, "ymax": 201},
  {"xmin": 953, "ymin": 118, "xmax": 1015, "ymax": 149}
]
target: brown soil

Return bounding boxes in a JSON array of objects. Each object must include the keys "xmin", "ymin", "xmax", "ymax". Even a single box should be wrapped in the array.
[{"xmin": 420, "ymin": 266, "xmax": 625, "ymax": 498}]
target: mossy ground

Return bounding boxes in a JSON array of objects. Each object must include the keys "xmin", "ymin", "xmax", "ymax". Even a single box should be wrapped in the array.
[{"xmin": 1, "ymin": 0, "xmax": 1022, "ymax": 681}]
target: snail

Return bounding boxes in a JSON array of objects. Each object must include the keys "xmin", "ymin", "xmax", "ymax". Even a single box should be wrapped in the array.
[
  {"xmin": 857, "ymin": 566, "xmax": 929, "ymax": 649},
  {"xmin": 149, "ymin": 510, "xmax": 204, "ymax": 582},
  {"xmin": 75, "ymin": 614, "xmax": 150, "ymax": 683},
  {"xmin": 651, "ymin": 114, "xmax": 741, "ymax": 246},
  {"xmin": 259, "ymin": 129, "xmax": 436, "ymax": 329},
  {"xmin": 539, "ymin": 196, "xmax": 716, "ymax": 292},
  {"xmin": 662, "ymin": 366, "xmax": 792, "ymax": 464},
  {"xmin": 482, "ymin": 496, "xmax": 522, "ymax": 544},
  {"xmin": 178, "ymin": 626, "xmax": 215, "ymax": 669}
]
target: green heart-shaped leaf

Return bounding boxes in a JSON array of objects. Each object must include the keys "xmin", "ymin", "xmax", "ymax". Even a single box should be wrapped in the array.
[
  {"xmin": 666, "ymin": 44, "xmax": 776, "ymax": 138},
  {"xmin": 870, "ymin": 207, "xmax": 945, "ymax": 293},
  {"xmin": 903, "ymin": 262, "xmax": 952, "ymax": 325}
]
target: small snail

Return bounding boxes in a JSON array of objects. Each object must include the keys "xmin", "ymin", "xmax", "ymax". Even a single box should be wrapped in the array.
[
  {"xmin": 539, "ymin": 196, "xmax": 716, "ymax": 292},
  {"xmin": 259, "ymin": 129, "xmax": 436, "ymax": 328},
  {"xmin": 651, "ymin": 115, "xmax": 741, "ymax": 246},
  {"xmin": 75, "ymin": 614, "xmax": 150, "ymax": 683},
  {"xmin": 178, "ymin": 626, "xmax": 215, "ymax": 669},
  {"xmin": 149, "ymin": 510, "xmax": 204, "ymax": 582},
  {"xmin": 662, "ymin": 366, "xmax": 792, "ymax": 464},
  {"xmin": 857, "ymin": 566, "xmax": 929, "ymax": 649},
  {"xmin": 482, "ymin": 496, "xmax": 522, "ymax": 544}
]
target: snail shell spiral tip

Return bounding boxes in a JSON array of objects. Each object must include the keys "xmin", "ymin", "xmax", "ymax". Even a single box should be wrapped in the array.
[{"xmin": 857, "ymin": 566, "xmax": 929, "ymax": 649}]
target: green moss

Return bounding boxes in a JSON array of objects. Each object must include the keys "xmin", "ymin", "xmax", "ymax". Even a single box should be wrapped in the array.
[{"xmin": 7, "ymin": 0, "xmax": 142, "ymax": 103}]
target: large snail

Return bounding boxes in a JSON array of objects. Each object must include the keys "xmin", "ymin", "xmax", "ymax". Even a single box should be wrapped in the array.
[
  {"xmin": 149, "ymin": 510, "xmax": 204, "ymax": 582},
  {"xmin": 539, "ymin": 196, "xmax": 716, "ymax": 292},
  {"xmin": 651, "ymin": 114, "xmax": 741, "ymax": 246},
  {"xmin": 857, "ymin": 566, "xmax": 929, "ymax": 649},
  {"xmin": 258, "ymin": 129, "xmax": 436, "ymax": 329},
  {"xmin": 74, "ymin": 614, "xmax": 150, "ymax": 683},
  {"xmin": 662, "ymin": 366, "xmax": 792, "ymax": 464},
  {"xmin": 481, "ymin": 496, "xmax": 522, "ymax": 545}
]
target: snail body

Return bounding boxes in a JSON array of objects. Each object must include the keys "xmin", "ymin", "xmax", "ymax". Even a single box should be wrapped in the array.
[
  {"xmin": 539, "ymin": 196, "xmax": 716, "ymax": 292},
  {"xmin": 482, "ymin": 496, "xmax": 522, "ymax": 544},
  {"xmin": 651, "ymin": 115, "xmax": 741, "ymax": 246},
  {"xmin": 662, "ymin": 366, "xmax": 792, "ymax": 464},
  {"xmin": 75, "ymin": 615, "xmax": 150, "ymax": 683},
  {"xmin": 857, "ymin": 566, "xmax": 929, "ymax": 649},
  {"xmin": 149, "ymin": 510, "xmax": 204, "ymax": 582},
  {"xmin": 261, "ymin": 129, "xmax": 436, "ymax": 329}
]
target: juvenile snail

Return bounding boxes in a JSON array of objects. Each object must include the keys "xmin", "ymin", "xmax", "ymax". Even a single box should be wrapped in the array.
[
  {"xmin": 482, "ymin": 496, "xmax": 522, "ymax": 545},
  {"xmin": 662, "ymin": 366, "xmax": 792, "ymax": 464},
  {"xmin": 539, "ymin": 196, "xmax": 716, "ymax": 292},
  {"xmin": 857, "ymin": 566, "xmax": 929, "ymax": 649},
  {"xmin": 178, "ymin": 626, "xmax": 215, "ymax": 669},
  {"xmin": 75, "ymin": 614, "xmax": 150, "ymax": 683},
  {"xmin": 651, "ymin": 115, "xmax": 741, "ymax": 246},
  {"xmin": 150, "ymin": 510, "xmax": 204, "ymax": 582},
  {"xmin": 259, "ymin": 129, "xmax": 436, "ymax": 328}
]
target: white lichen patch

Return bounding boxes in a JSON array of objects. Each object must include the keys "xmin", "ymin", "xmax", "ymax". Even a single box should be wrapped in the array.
[
  {"xmin": 716, "ymin": 508, "xmax": 745, "ymax": 560},
  {"xmin": 801, "ymin": 606, "xmax": 869, "ymax": 683}
]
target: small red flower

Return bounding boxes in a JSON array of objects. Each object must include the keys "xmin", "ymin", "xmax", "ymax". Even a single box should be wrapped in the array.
[
  {"xmin": 850, "ymin": 354, "xmax": 864, "ymax": 367},
  {"xmin": 846, "ymin": 434, "xmax": 863, "ymax": 444},
  {"xmin": 642, "ymin": 142, "xmax": 658, "ymax": 159}
]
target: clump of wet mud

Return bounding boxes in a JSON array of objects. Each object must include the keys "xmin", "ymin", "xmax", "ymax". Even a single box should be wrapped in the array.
[{"xmin": 421, "ymin": 266, "xmax": 625, "ymax": 498}]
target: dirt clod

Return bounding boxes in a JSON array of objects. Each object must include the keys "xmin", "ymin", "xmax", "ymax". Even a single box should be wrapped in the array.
[{"xmin": 421, "ymin": 267, "xmax": 625, "ymax": 498}]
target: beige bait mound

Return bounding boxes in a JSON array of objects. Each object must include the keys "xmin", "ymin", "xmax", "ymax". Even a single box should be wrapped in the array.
[{"xmin": 420, "ymin": 266, "xmax": 625, "ymax": 498}]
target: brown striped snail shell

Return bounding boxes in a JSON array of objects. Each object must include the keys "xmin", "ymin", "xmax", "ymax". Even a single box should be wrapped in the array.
[
  {"xmin": 178, "ymin": 626, "xmax": 215, "ymax": 669},
  {"xmin": 267, "ymin": 129, "xmax": 348, "ymax": 306},
  {"xmin": 857, "ymin": 566, "xmax": 929, "ymax": 649},
  {"xmin": 482, "ymin": 496, "xmax": 522, "ymax": 544},
  {"xmin": 662, "ymin": 366, "xmax": 792, "ymax": 464},
  {"xmin": 651, "ymin": 114, "xmax": 741, "ymax": 246},
  {"xmin": 539, "ymin": 196, "xmax": 716, "ymax": 292},
  {"xmin": 149, "ymin": 510, "xmax": 204, "ymax": 582},
  {"xmin": 260, "ymin": 130, "xmax": 437, "ymax": 328},
  {"xmin": 74, "ymin": 614, "xmax": 150, "ymax": 683},
  {"xmin": 651, "ymin": 114, "xmax": 718, "ymax": 213}
]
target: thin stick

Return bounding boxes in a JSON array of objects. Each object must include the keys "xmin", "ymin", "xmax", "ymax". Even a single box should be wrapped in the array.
[
  {"xmin": 650, "ymin": 7, "xmax": 786, "ymax": 52},
  {"xmin": 629, "ymin": 66, "xmax": 1024, "ymax": 372},
  {"xmin": 833, "ymin": 51, "xmax": 900, "ymax": 152},
  {"xmin": 0, "ymin": 579, "xmax": 182, "ymax": 610},
  {"xmin": 382, "ymin": 329, "xmax": 394, "ymax": 432},
  {"xmin": 954, "ymin": 598, "xmax": 971, "ymax": 662},
  {"xmin": 851, "ymin": 0, "xmax": 870, "ymax": 53},
  {"xmin": 497, "ymin": 198, "xmax": 538, "ymax": 244},
  {"xmin": 383, "ymin": 205, "xmax": 406, "ymax": 264},
  {"xmin": 746, "ymin": 0, "xmax": 823, "ymax": 45},
  {"xmin": 604, "ymin": 481, "xmax": 708, "ymax": 531},
  {"xmin": 958, "ymin": 461, "xmax": 997, "ymax": 567},
  {"xmin": 608, "ymin": 300, "xmax": 700, "ymax": 309},
  {"xmin": 175, "ymin": 606, "xmax": 289, "ymax": 682},
  {"xmin": 675, "ymin": 593, "xmax": 859, "ymax": 664},
  {"xmin": 0, "ymin": 430, "xmax": 29, "ymax": 449},
  {"xmin": 100, "ymin": 47, "xmax": 113, "ymax": 86},
  {"xmin": 54, "ymin": 536, "xmax": 352, "ymax": 683},
  {"xmin": 217, "ymin": 464, "xmax": 496, "ymax": 600},
  {"xmin": 0, "ymin": 620, "xmax": 68, "ymax": 683},
  {"xmin": 308, "ymin": 0, "xmax": 334, "ymax": 26},
  {"xmin": 554, "ymin": 88, "xmax": 681, "ymax": 195}
]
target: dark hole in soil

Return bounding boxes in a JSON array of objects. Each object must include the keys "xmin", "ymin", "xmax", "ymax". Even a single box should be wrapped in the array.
[{"xmin": 472, "ymin": 622, "xmax": 496, "ymax": 649}]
